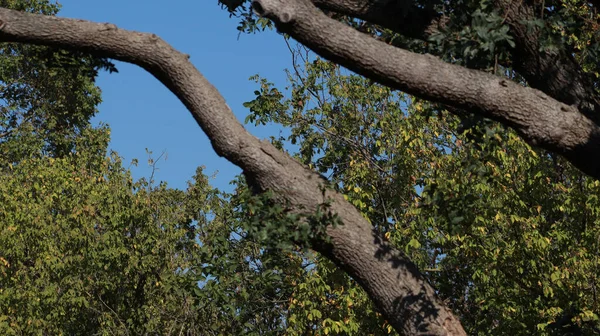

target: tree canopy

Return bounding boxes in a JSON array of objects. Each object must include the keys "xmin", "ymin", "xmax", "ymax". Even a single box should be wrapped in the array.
[{"xmin": 1, "ymin": 0, "xmax": 600, "ymax": 334}]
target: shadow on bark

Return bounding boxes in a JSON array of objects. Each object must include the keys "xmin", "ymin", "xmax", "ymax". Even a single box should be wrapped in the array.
[{"xmin": 372, "ymin": 229, "xmax": 447, "ymax": 332}]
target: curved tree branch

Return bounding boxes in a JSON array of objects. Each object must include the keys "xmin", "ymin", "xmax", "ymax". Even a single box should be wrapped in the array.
[
  {"xmin": 308, "ymin": 0, "xmax": 600, "ymax": 137},
  {"xmin": 253, "ymin": 0, "xmax": 600, "ymax": 180},
  {"xmin": 0, "ymin": 7, "xmax": 466, "ymax": 335}
]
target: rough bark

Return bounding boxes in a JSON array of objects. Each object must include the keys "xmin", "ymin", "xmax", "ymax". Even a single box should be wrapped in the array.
[
  {"xmin": 309, "ymin": 0, "xmax": 600, "ymax": 137},
  {"xmin": 253, "ymin": 0, "xmax": 600, "ymax": 180},
  {"xmin": 311, "ymin": 1, "xmax": 599, "ymax": 107},
  {"xmin": 0, "ymin": 7, "xmax": 466, "ymax": 335}
]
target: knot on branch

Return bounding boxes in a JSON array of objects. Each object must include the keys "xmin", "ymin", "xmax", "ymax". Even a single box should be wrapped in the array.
[
  {"xmin": 252, "ymin": 0, "xmax": 295, "ymax": 24},
  {"xmin": 101, "ymin": 23, "xmax": 117, "ymax": 31}
]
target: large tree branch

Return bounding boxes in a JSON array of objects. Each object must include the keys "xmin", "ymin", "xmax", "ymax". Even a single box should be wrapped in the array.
[
  {"xmin": 253, "ymin": 0, "xmax": 600, "ymax": 180},
  {"xmin": 310, "ymin": 0, "xmax": 600, "ymax": 126},
  {"xmin": 0, "ymin": 7, "xmax": 466, "ymax": 335}
]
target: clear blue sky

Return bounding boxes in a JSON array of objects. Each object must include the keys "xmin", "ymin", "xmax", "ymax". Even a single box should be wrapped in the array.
[{"xmin": 58, "ymin": 0, "xmax": 291, "ymax": 192}]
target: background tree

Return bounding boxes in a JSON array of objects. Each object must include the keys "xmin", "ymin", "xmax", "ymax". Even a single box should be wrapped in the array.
[
  {"xmin": 0, "ymin": 2, "xmax": 223, "ymax": 335},
  {"xmin": 0, "ymin": 0, "xmax": 114, "ymax": 162}
]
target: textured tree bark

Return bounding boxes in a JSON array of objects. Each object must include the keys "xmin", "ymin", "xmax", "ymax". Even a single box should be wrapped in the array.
[
  {"xmin": 254, "ymin": 0, "xmax": 600, "ymax": 180},
  {"xmin": 0, "ymin": 7, "xmax": 466, "ymax": 335}
]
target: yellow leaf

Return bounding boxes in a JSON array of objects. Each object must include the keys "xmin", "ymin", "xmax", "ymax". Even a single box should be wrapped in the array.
[{"xmin": 528, "ymin": 148, "xmax": 538, "ymax": 158}]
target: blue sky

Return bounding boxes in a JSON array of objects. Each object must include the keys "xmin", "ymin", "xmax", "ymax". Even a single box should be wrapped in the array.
[{"xmin": 58, "ymin": 0, "xmax": 291, "ymax": 192}]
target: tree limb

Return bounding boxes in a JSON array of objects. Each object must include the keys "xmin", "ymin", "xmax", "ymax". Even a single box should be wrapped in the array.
[
  {"xmin": 0, "ymin": 7, "xmax": 466, "ymax": 335},
  {"xmin": 253, "ymin": 0, "xmax": 600, "ymax": 180},
  {"xmin": 308, "ymin": 0, "xmax": 600, "ymax": 136}
]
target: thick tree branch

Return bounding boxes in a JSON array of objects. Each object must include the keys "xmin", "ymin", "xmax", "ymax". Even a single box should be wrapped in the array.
[
  {"xmin": 0, "ymin": 7, "xmax": 466, "ymax": 335},
  {"xmin": 253, "ymin": 0, "xmax": 600, "ymax": 180},
  {"xmin": 309, "ymin": 1, "xmax": 600, "ymax": 132}
]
